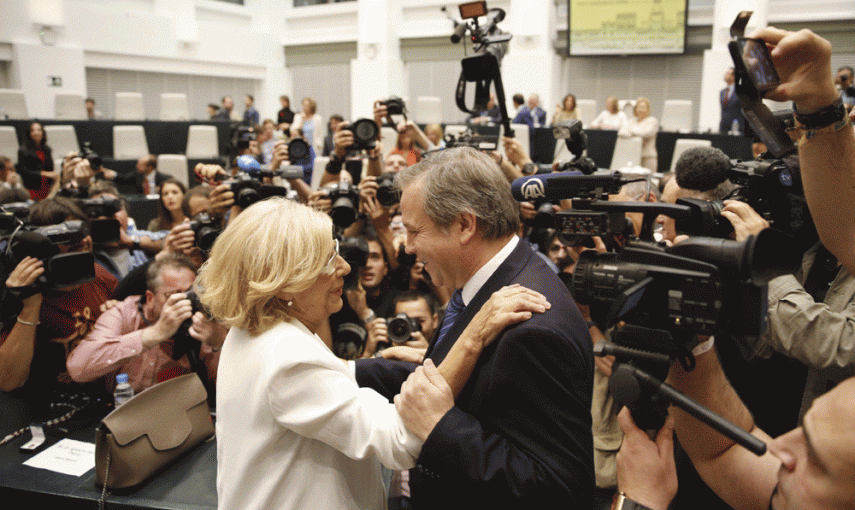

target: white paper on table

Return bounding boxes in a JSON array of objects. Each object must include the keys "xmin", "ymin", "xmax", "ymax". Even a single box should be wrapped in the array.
[{"xmin": 22, "ymin": 438, "xmax": 96, "ymax": 477}]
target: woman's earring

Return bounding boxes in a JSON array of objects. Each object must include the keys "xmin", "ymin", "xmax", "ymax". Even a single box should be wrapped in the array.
[{"xmin": 288, "ymin": 299, "xmax": 293, "ymax": 307}]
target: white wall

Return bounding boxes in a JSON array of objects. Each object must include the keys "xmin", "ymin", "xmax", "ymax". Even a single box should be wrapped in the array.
[{"xmin": 0, "ymin": 0, "xmax": 853, "ymax": 130}]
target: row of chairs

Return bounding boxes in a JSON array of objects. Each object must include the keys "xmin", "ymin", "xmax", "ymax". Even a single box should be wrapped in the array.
[
  {"xmin": 0, "ymin": 90, "xmax": 195, "ymax": 121},
  {"xmin": 0, "ymin": 124, "xmax": 219, "ymax": 162}
]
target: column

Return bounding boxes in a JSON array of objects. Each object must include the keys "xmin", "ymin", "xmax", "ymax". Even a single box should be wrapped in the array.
[
  {"xmin": 350, "ymin": 0, "xmax": 404, "ymax": 120},
  {"xmin": 697, "ymin": 0, "xmax": 769, "ymax": 132}
]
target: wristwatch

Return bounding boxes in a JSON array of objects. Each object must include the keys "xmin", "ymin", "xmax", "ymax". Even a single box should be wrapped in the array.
[
  {"xmin": 130, "ymin": 235, "xmax": 141, "ymax": 252},
  {"xmin": 614, "ymin": 492, "xmax": 656, "ymax": 510}
]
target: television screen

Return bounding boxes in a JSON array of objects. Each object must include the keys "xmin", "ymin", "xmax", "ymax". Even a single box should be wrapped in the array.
[{"xmin": 568, "ymin": 0, "xmax": 688, "ymax": 56}]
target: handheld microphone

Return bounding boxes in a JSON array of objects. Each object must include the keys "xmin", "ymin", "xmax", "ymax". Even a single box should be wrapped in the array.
[{"xmin": 510, "ymin": 171, "xmax": 624, "ymax": 202}]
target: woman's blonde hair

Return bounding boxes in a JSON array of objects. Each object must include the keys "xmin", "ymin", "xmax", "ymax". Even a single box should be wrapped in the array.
[
  {"xmin": 198, "ymin": 198, "xmax": 335, "ymax": 335},
  {"xmin": 634, "ymin": 97, "xmax": 651, "ymax": 116}
]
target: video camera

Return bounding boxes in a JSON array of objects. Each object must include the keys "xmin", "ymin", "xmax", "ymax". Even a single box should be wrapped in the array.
[
  {"xmin": 76, "ymin": 196, "xmax": 122, "ymax": 245},
  {"xmin": 0, "ymin": 218, "xmax": 96, "ymax": 291},
  {"xmin": 675, "ymin": 154, "xmax": 811, "ymax": 245},
  {"xmin": 512, "ymin": 171, "xmax": 799, "ymax": 436},
  {"xmin": 443, "ymin": 127, "xmax": 500, "ymax": 151},
  {"xmin": 450, "ymin": 1, "xmax": 515, "ymax": 138}
]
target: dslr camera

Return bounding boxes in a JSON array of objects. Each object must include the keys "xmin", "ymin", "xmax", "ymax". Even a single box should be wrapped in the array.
[
  {"xmin": 187, "ymin": 212, "xmax": 222, "ymax": 252},
  {"xmin": 342, "ymin": 118, "xmax": 380, "ymax": 153},
  {"xmin": 320, "ymin": 181, "xmax": 360, "ymax": 229},
  {"xmin": 386, "ymin": 313, "xmax": 421, "ymax": 344}
]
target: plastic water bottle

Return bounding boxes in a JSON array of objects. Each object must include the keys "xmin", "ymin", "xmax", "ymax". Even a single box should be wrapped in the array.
[
  {"xmin": 730, "ymin": 119, "xmax": 741, "ymax": 135},
  {"xmin": 113, "ymin": 373, "xmax": 134, "ymax": 408}
]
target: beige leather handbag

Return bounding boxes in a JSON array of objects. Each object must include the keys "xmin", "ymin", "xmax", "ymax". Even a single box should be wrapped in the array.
[{"xmin": 94, "ymin": 373, "xmax": 214, "ymax": 490}]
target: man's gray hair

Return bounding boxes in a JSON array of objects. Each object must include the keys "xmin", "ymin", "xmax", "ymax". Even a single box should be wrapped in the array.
[
  {"xmin": 620, "ymin": 178, "xmax": 660, "ymax": 202},
  {"xmin": 396, "ymin": 147, "xmax": 519, "ymax": 239}
]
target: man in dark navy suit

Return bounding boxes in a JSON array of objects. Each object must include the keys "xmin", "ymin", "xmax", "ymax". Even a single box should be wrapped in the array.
[
  {"xmin": 719, "ymin": 67, "xmax": 744, "ymax": 134},
  {"xmin": 356, "ymin": 147, "xmax": 594, "ymax": 510}
]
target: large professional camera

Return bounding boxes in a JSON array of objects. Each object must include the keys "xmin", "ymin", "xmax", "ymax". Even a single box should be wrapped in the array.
[
  {"xmin": 339, "ymin": 235, "xmax": 369, "ymax": 290},
  {"xmin": 375, "ymin": 172, "xmax": 400, "ymax": 207},
  {"xmin": 387, "ymin": 313, "xmax": 421, "ymax": 344},
  {"xmin": 1, "ymin": 219, "xmax": 96, "ymax": 290},
  {"xmin": 450, "ymin": 1, "xmax": 514, "ymax": 137},
  {"xmin": 674, "ymin": 154, "xmax": 816, "ymax": 252},
  {"xmin": 187, "ymin": 212, "xmax": 222, "ymax": 252},
  {"xmin": 320, "ymin": 181, "xmax": 360, "ymax": 229},
  {"xmin": 342, "ymin": 118, "xmax": 380, "ymax": 152},
  {"xmin": 77, "ymin": 196, "xmax": 122, "ymax": 245},
  {"xmin": 512, "ymin": 170, "xmax": 799, "ymax": 431}
]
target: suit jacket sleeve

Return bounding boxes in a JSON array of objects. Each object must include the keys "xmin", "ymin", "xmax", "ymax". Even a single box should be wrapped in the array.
[
  {"xmin": 414, "ymin": 322, "xmax": 594, "ymax": 508},
  {"xmin": 355, "ymin": 357, "xmax": 418, "ymax": 402}
]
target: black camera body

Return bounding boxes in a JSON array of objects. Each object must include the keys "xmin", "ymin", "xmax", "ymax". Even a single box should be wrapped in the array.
[
  {"xmin": 171, "ymin": 289, "xmax": 207, "ymax": 361},
  {"xmin": 339, "ymin": 236, "xmax": 369, "ymax": 290},
  {"xmin": 343, "ymin": 118, "xmax": 380, "ymax": 152},
  {"xmin": 288, "ymin": 138, "xmax": 311, "ymax": 163},
  {"xmin": 80, "ymin": 141, "xmax": 102, "ymax": 171},
  {"xmin": 387, "ymin": 313, "xmax": 421, "ymax": 344},
  {"xmin": 443, "ymin": 128, "xmax": 499, "ymax": 151},
  {"xmin": 321, "ymin": 182, "xmax": 360, "ymax": 229},
  {"xmin": 220, "ymin": 173, "xmax": 289, "ymax": 210},
  {"xmin": 375, "ymin": 172, "xmax": 400, "ymax": 207},
  {"xmin": 230, "ymin": 125, "xmax": 257, "ymax": 154},
  {"xmin": 334, "ymin": 322, "xmax": 367, "ymax": 360},
  {"xmin": 78, "ymin": 197, "xmax": 121, "ymax": 219},
  {"xmin": 188, "ymin": 212, "xmax": 221, "ymax": 252}
]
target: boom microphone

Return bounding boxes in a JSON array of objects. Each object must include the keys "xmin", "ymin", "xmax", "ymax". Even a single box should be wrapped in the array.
[{"xmin": 510, "ymin": 171, "xmax": 624, "ymax": 202}]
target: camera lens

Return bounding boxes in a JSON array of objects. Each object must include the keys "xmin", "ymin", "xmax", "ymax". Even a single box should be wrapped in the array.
[
  {"xmin": 288, "ymin": 138, "xmax": 310, "ymax": 161},
  {"xmin": 334, "ymin": 322, "xmax": 367, "ymax": 359}
]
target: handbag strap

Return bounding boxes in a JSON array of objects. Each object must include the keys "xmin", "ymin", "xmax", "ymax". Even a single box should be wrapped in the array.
[{"xmin": 99, "ymin": 449, "xmax": 111, "ymax": 510}]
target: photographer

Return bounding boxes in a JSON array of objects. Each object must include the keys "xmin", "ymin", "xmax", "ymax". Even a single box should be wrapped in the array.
[
  {"xmin": 67, "ymin": 254, "xmax": 224, "ymax": 393},
  {"xmin": 88, "ymin": 182, "xmax": 165, "ymax": 278},
  {"xmin": 615, "ymin": 343, "xmax": 855, "ymax": 510},
  {"xmin": 0, "ymin": 197, "xmax": 117, "ymax": 393},
  {"xmin": 751, "ymin": 28, "xmax": 855, "ymax": 280},
  {"xmin": 361, "ymin": 289, "xmax": 435, "ymax": 361}
]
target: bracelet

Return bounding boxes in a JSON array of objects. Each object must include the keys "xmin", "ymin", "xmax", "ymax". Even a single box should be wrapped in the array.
[
  {"xmin": 794, "ymin": 97, "xmax": 846, "ymax": 128},
  {"xmin": 787, "ymin": 98, "xmax": 850, "ymax": 147},
  {"xmin": 614, "ymin": 492, "xmax": 655, "ymax": 510},
  {"xmin": 16, "ymin": 317, "xmax": 40, "ymax": 326}
]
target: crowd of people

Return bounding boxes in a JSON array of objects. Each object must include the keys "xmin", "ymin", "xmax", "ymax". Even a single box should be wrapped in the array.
[{"xmin": 1, "ymin": 23, "xmax": 855, "ymax": 510}]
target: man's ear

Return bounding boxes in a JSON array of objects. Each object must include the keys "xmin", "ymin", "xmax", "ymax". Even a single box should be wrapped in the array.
[
  {"xmin": 144, "ymin": 289, "xmax": 154, "ymax": 305},
  {"xmin": 82, "ymin": 235, "xmax": 93, "ymax": 252},
  {"xmin": 458, "ymin": 211, "xmax": 478, "ymax": 245}
]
